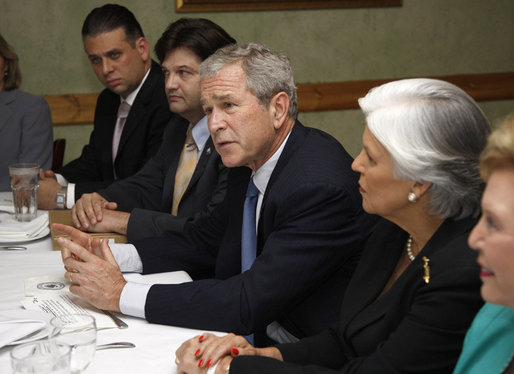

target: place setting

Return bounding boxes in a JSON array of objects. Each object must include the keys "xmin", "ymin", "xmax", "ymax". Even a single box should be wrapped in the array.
[{"xmin": 0, "ymin": 163, "xmax": 50, "ymax": 245}]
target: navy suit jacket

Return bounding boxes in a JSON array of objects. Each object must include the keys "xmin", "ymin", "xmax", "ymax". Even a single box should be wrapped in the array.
[
  {"xmin": 99, "ymin": 115, "xmax": 228, "ymax": 242},
  {"xmin": 232, "ymin": 218, "xmax": 484, "ymax": 373},
  {"xmin": 57, "ymin": 61, "xmax": 173, "ymax": 199},
  {"xmin": 132, "ymin": 121, "xmax": 376, "ymax": 344}
]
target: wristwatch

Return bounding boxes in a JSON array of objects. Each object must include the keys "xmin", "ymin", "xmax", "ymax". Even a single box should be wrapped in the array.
[{"xmin": 56, "ymin": 186, "xmax": 67, "ymax": 209}]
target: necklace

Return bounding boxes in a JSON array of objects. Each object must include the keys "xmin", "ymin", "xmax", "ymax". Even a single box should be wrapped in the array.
[{"xmin": 406, "ymin": 235, "xmax": 415, "ymax": 261}]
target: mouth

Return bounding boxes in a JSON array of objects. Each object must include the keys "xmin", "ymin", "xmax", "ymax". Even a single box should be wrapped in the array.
[
  {"xmin": 168, "ymin": 94, "xmax": 182, "ymax": 102},
  {"xmin": 216, "ymin": 140, "xmax": 233, "ymax": 149},
  {"xmin": 358, "ymin": 184, "xmax": 366, "ymax": 193},
  {"xmin": 106, "ymin": 78, "xmax": 121, "ymax": 87},
  {"xmin": 478, "ymin": 262, "xmax": 494, "ymax": 278}
]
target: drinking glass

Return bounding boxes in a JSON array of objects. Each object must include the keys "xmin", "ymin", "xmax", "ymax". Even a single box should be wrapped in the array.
[
  {"xmin": 11, "ymin": 338, "xmax": 71, "ymax": 374},
  {"xmin": 8, "ymin": 163, "xmax": 40, "ymax": 222},
  {"xmin": 50, "ymin": 314, "xmax": 97, "ymax": 374}
]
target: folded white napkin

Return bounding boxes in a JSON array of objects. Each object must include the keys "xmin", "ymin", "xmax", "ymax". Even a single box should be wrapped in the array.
[
  {"xmin": 0, "ymin": 310, "xmax": 49, "ymax": 349},
  {"xmin": 0, "ymin": 212, "xmax": 49, "ymax": 240},
  {"xmin": 0, "ymin": 201, "xmax": 14, "ymax": 214}
]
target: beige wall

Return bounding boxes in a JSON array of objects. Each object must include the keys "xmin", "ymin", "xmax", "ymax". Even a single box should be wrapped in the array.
[{"xmin": 1, "ymin": 0, "xmax": 513, "ymax": 162}]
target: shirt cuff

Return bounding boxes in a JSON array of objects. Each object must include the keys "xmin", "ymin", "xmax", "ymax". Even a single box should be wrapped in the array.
[
  {"xmin": 55, "ymin": 173, "xmax": 68, "ymax": 186},
  {"xmin": 65, "ymin": 184, "xmax": 75, "ymax": 209},
  {"xmin": 110, "ymin": 243, "xmax": 143, "ymax": 272},
  {"xmin": 119, "ymin": 282, "xmax": 151, "ymax": 319}
]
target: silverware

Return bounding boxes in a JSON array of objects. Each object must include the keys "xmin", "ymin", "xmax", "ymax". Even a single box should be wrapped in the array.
[
  {"xmin": 0, "ymin": 246, "xmax": 27, "ymax": 251},
  {"xmin": 102, "ymin": 310, "xmax": 128, "ymax": 329},
  {"xmin": 96, "ymin": 342, "xmax": 135, "ymax": 351}
]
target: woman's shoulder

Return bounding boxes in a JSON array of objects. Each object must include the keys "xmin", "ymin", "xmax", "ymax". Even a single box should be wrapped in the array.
[{"xmin": 4, "ymin": 89, "xmax": 48, "ymax": 107}]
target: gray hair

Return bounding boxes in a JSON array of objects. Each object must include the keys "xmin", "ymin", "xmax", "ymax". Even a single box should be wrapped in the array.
[
  {"xmin": 359, "ymin": 78, "xmax": 491, "ymax": 219},
  {"xmin": 200, "ymin": 42, "xmax": 298, "ymax": 119}
]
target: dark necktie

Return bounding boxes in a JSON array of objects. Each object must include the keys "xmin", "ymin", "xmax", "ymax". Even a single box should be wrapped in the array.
[{"xmin": 241, "ymin": 178, "xmax": 259, "ymax": 272}]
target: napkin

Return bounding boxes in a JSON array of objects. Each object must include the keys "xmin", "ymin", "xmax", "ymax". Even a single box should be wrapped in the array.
[
  {"xmin": 0, "ymin": 310, "xmax": 49, "ymax": 349},
  {"xmin": 0, "ymin": 212, "xmax": 49, "ymax": 240},
  {"xmin": 0, "ymin": 201, "xmax": 14, "ymax": 214}
]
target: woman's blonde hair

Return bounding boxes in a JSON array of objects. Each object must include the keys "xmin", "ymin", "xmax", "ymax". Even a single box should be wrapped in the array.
[{"xmin": 480, "ymin": 113, "xmax": 514, "ymax": 181}]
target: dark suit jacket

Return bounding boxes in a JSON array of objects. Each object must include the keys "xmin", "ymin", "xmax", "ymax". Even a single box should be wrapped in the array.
[
  {"xmin": 99, "ymin": 115, "xmax": 229, "ymax": 242},
  {"xmin": 57, "ymin": 61, "xmax": 173, "ymax": 199},
  {"xmin": 133, "ymin": 121, "xmax": 376, "ymax": 344},
  {"xmin": 0, "ymin": 89, "xmax": 53, "ymax": 191},
  {"xmin": 231, "ymin": 218, "xmax": 484, "ymax": 373}
]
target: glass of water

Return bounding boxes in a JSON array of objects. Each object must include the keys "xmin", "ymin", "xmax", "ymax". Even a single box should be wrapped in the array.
[
  {"xmin": 50, "ymin": 314, "xmax": 97, "ymax": 373},
  {"xmin": 11, "ymin": 338, "xmax": 71, "ymax": 374}
]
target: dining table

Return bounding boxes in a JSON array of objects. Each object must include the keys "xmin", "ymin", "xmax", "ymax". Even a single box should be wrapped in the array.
[{"xmin": 0, "ymin": 192, "xmax": 225, "ymax": 373}]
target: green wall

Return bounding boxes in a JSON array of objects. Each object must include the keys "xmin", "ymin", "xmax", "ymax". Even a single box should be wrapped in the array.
[{"xmin": 1, "ymin": 0, "xmax": 513, "ymax": 162}]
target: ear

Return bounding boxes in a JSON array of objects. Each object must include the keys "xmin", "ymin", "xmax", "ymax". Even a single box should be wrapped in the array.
[
  {"xmin": 135, "ymin": 37, "xmax": 150, "ymax": 62},
  {"xmin": 270, "ymin": 92, "xmax": 290, "ymax": 130},
  {"xmin": 411, "ymin": 181, "xmax": 432, "ymax": 200}
]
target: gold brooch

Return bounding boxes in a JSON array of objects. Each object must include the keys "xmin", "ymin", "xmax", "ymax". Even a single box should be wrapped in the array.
[{"xmin": 422, "ymin": 256, "xmax": 430, "ymax": 284}]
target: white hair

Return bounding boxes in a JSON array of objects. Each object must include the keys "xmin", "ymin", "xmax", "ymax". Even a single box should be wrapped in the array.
[{"xmin": 359, "ymin": 78, "xmax": 490, "ymax": 219}]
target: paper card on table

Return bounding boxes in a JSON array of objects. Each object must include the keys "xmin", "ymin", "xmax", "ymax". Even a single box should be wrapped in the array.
[
  {"xmin": 22, "ymin": 275, "xmax": 118, "ymax": 329},
  {"xmin": 49, "ymin": 210, "xmax": 127, "ymax": 250}
]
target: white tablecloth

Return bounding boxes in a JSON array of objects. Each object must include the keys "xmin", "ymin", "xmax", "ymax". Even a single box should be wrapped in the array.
[{"xmin": 0, "ymin": 193, "xmax": 224, "ymax": 373}]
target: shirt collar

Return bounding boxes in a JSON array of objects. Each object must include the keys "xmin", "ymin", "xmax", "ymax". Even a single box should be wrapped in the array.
[
  {"xmin": 191, "ymin": 116, "xmax": 210, "ymax": 154},
  {"xmin": 120, "ymin": 67, "xmax": 151, "ymax": 106},
  {"xmin": 252, "ymin": 130, "xmax": 292, "ymax": 196}
]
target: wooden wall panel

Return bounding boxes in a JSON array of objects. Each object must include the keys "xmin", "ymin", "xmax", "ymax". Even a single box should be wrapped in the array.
[{"xmin": 46, "ymin": 71, "xmax": 514, "ymax": 125}]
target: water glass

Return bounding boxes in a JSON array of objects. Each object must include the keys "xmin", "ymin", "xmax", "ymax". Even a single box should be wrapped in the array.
[
  {"xmin": 10, "ymin": 339, "xmax": 71, "ymax": 374},
  {"xmin": 50, "ymin": 314, "xmax": 97, "ymax": 374},
  {"xmin": 8, "ymin": 163, "xmax": 40, "ymax": 222}
]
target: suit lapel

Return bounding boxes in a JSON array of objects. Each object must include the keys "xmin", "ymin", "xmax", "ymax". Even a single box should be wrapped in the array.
[{"xmin": 186, "ymin": 137, "xmax": 214, "ymax": 192}]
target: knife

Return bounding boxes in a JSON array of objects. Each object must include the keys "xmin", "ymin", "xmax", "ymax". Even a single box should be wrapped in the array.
[
  {"xmin": 103, "ymin": 310, "xmax": 128, "ymax": 329},
  {"xmin": 0, "ymin": 246, "xmax": 27, "ymax": 250}
]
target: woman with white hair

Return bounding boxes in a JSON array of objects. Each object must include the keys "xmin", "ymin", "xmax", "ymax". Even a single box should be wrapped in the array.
[{"xmin": 174, "ymin": 78, "xmax": 490, "ymax": 374}]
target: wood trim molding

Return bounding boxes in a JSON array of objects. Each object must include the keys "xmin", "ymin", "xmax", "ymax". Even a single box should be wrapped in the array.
[
  {"xmin": 175, "ymin": 0, "xmax": 401, "ymax": 13},
  {"xmin": 46, "ymin": 71, "xmax": 514, "ymax": 126}
]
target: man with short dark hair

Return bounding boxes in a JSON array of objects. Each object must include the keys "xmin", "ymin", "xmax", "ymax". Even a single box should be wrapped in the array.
[
  {"xmin": 38, "ymin": 4, "xmax": 172, "ymax": 210},
  {"xmin": 70, "ymin": 18, "xmax": 236, "ymax": 242}
]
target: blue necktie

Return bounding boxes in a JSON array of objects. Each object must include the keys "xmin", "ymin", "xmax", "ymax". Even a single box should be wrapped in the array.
[{"xmin": 241, "ymin": 178, "xmax": 259, "ymax": 272}]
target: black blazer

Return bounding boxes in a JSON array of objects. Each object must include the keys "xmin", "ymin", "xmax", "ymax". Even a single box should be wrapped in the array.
[
  {"xmin": 57, "ymin": 61, "xmax": 173, "ymax": 199},
  {"xmin": 133, "ymin": 122, "xmax": 376, "ymax": 344},
  {"xmin": 231, "ymin": 218, "xmax": 484, "ymax": 373},
  {"xmin": 99, "ymin": 115, "xmax": 228, "ymax": 242}
]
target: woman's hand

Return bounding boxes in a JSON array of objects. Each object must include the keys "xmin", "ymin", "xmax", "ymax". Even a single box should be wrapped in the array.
[{"xmin": 175, "ymin": 333, "xmax": 283, "ymax": 373}]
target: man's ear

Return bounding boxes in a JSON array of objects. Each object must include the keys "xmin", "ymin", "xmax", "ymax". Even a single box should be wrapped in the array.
[
  {"xmin": 135, "ymin": 37, "xmax": 150, "ymax": 62},
  {"xmin": 270, "ymin": 92, "xmax": 290, "ymax": 130}
]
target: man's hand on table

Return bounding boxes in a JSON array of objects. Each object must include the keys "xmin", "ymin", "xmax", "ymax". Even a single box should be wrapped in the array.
[
  {"xmin": 52, "ymin": 223, "xmax": 126, "ymax": 312},
  {"xmin": 72, "ymin": 193, "xmax": 129, "ymax": 234},
  {"xmin": 37, "ymin": 169, "xmax": 61, "ymax": 210}
]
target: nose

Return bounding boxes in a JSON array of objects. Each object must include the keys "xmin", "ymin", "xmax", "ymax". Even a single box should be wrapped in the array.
[
  {"xmin": 102, "ymin": 59, "xmax": 113, "ymax": 76},
  {"xmin": 165, "ymin": 72, "xmax": 179, "ymax": 91},
  {"xmin": 352, "ymin": 150, "xmax": 365, "ymax": 173},
  {"xmin": 207, "ymin": 108, "xmax": 226, "ymax": 133},
  {"xmin": 467, "ymin": 216, "xmax": 484, "ymax": 251}
]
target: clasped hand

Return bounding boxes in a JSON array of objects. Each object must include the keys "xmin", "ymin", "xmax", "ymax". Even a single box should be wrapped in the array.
[
  {"xmin": 53, "ymin": 223, "xmax": 126, "ymax": 312},
  {"xmin": 175, "ymin": 333, "xmax": 282, "ymax": 373}
]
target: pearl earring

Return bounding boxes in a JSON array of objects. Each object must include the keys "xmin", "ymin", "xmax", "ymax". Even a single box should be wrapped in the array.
[{"xmin": 408, "ymin": 192, "xmax": 417, "ymax": 203}]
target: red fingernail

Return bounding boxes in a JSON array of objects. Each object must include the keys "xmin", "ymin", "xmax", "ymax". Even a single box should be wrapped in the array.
[
  {"xmin": 198, "ymin": 359, "xmax": 204, "ymax": 367},
  {"xmin": 207, "ymin": 359, "xmax": 212, "ymax": 367},
  {"xmin": 199, "ymin": 335, "xmax": 205, "ymax": 342},
  {"xmin": 194, "ymin": 349, "xmax": 201, "ymax": 356},
  {"xmin": 232, "ymin": 348, "xmax": 239, "ymax": 356}
]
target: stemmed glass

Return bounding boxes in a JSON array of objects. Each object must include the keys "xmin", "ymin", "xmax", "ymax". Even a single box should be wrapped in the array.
[{"xmin": 50, "ymin": 314, "xmax": 97, "ymax": 373}]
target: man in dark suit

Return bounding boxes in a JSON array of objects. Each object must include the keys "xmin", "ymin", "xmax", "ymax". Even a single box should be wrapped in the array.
[
  {"xmin": 69, "ymin": 18, "xmax": 236, "ymax": 242},
  {"xmin": 38, "ymin": 4, "xmax": 172, "ymax": 209},
  {"xmin": 55, "ymin": 43, "xmax": 376, "ymax": 346}
]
